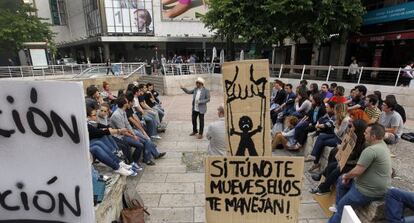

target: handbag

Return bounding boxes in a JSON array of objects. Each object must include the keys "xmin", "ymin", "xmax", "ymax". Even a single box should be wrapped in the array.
[{"xmin": 121, "ymin": 199, "xmax": 150, "ymax": 223}]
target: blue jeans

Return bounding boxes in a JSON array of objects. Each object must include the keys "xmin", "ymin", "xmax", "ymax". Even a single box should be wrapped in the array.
[
  {"xmin": 386, "ymin": 188, "xmax": 414, "ymax": 223},
  {"xmin": 134, "ymin": 129, "xmax": 160, "ymax": 158},
  {"xmin": 90, "ymin": 135, "xmax": 118, "ymax": 153},
  {"xmin": 311, "ymin": 133, "xmax": 341, "ymax": 164},
  {"xmin": 328, "ymin": 176, "xmax": 378, "ymax": 223},
  {"xmin": 122, "ymin": 135, "xmax": 149, "ymax": 162},
  {"xmin": 90, "ymin": 142, "xmax": 120, "ymax": 170},
  {"xmin": 153, "ymin": 105, "xmax": 165, "ymax": 123},
  {"xmin": 142, "ymin": 113, "xmax": 158, "ymax": 136}
]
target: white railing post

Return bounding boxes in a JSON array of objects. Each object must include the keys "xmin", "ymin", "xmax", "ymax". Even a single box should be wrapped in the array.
[
  {"xmin": 357, "ymin": 67, "xmax": 364, "ymax": 84},
  {"xmin": 20, "ymin": 67, "xmax": 23, "ymax": 78},
  {"xmin": 61, "ymin": 65, "xmax": 65, "ymax": 75},
  {"xmin": 326, "ymin": 65, "xmax": 332, "ymax": 82},
  {"xmin": 41, "ymin": 68, "xmax": 45, "ymax": 77},
  {"xmin": 80, "ymin": 65, "xmax": 83, "ymax": 73},
  {"xmin": 31, "ymin": 67, "xmax": 34, "ymax": 77},
  {"xmin": 52, "ymin": 65, "xmax": 55, "ymax": 75},
  {"xmin": 71, "ymin": 65, "xmax": 74, "ymax": 74},
  {"xmin": 8, "ymin": 67, "xmax": 12, "ymax": 77},
  {"xmin": 394, "ymin": 67, "xmax": 402, "ymax": 87},
  {"xmin": 278, "ymin": 64, "xmax": 283, "ymax": 78},
  {"xmin": 300, "ymin": 65, "xmax": 306, "ymax": 80}
]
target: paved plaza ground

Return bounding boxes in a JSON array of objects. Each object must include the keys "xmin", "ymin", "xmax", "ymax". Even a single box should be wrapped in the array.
[
  {"xmin": 133, "ymin": 91, "xmax": 414, "ymax": 223},
  {"xmin": 136, "ymin": 92, "xmax": 327, "ymax": 223}
]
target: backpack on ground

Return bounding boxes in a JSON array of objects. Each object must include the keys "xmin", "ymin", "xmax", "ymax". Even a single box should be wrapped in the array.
[{"xmin": 401, "ymin": 132, "xmax": 414, "ymax": 143}]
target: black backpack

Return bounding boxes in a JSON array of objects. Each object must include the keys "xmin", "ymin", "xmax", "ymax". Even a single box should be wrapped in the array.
[{"xmin": 401, "ymin": 132, "xmax": 414, "ymax": 143}]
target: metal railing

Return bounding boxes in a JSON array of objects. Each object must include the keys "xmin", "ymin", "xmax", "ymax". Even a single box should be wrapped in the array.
[
  {"xmin": 0, "ymin": 63, "xmax": 146, "ymax": 79},
  {"xmin": 270, "ymin": 64, "xmax": 414, "ymax": 87},
  {"xmin": 123, "ymin": 63, "xmax": 146, "ymax": 79},
  {"xmin": 161, "ymin": 63, "xmax": 220, "ymax": 75},
  {"xmin": 2, "ymin": 62, "xmax": 412, "ymax": 87},
  {"xmin": 72, "ymin": 63, "xmax": 145, "ymax": 79},
  {"xmin": 0, "ymin": 63, "xmax": 104, "ymax": 79}
]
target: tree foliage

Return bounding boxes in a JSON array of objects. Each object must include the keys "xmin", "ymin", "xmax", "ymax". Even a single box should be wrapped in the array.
[
  {"xmin": 0, "ymin": 2, "xmax": 54, "ymax": 51},
  {"xmin": 202, "ymin": 0, "xmax": 365, "ymax": 58}
]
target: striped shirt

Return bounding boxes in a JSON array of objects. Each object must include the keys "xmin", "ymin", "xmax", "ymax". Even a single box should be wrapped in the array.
[{"xmin": 364, "ymin": 106, "xmax": 381, "ymax": 121}]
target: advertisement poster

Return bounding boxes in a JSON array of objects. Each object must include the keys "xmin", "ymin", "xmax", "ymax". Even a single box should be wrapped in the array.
[
  {"xmin": 105, "ymin": 0, "xmax": 154, "ymax": 34},
  {"xmin": 161, "ymin": 0, "xmax": 208, "ymax": 20}
]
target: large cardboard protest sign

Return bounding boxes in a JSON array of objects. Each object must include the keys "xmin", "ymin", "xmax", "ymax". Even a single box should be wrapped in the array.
[
  {"xmin": 335, "ymin": 130, "xmax": 357, "ymax": 171},
  {"xmin": 205, "ymin": 156, "xmax": 304, "ymax": 223},
  {"xmin": 0, "ymin": 81, "xmax": 94, "ymax": 222},
  {"xmin": 222, "ymin": 60, "xmax": 271, "ymax": 156}
]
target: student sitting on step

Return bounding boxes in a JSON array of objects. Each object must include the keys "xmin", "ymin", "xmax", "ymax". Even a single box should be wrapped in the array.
[
  {"xmin": 272, "ymin": 116, "xmax": 299, "ymax": 150},
  {"xmin": 292, "ymin": 92, "xmax": 326, "ymax": 150},
  {"xmin": 310, "ymin": 119, "xmax": 367, "ymax": 195},
  {"xmin": 306, "ymin": 103, "xmax": 351, "ymax": 172}
]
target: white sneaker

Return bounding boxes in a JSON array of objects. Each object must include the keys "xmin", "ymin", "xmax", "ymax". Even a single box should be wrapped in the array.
[
  {"xmin": 151, "ymin": 135, "xmax": 162, "ymax": 140},
  {"xmin": 101, "ymin": 175, "xmax": 110, "ymax": 181},
  {"xmin": 115, "ymin": 167, "xmax": 135, "ymax": 176},
  {"xmin": 119, "ymin": 161, "xmax": 132, "ymax": 170},
  {"xmin": 329, "ymin": 205, "xmax": 337, "ymax": 213}
]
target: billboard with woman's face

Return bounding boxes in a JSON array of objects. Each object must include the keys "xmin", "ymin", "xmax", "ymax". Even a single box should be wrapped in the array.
[
  {"xmin": 161, "ymin": 0, "xmax": 208, "ymax": 21},
  {"xmin": 105, "ymin": 0, "xmax": 154, "ymax": 34}
]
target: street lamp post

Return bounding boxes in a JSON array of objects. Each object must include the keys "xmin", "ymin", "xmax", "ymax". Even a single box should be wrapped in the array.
[{"xmin": 271, "ymin": 43, "xmax": 277, "ymax": 73}]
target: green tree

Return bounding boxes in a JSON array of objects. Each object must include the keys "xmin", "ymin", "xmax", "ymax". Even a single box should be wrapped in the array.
[
  {"xmin": 202, "ymin": 0, "xmax": 365, "ymax": 60},
  {"xmin": 0, "ymin": 1, "xmax": 54, "ymax": 52}
]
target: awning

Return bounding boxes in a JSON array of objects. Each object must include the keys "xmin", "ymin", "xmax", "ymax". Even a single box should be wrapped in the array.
[{"xmin": 349, "ymin": 31, "xmax": 414, "ymax": 43}]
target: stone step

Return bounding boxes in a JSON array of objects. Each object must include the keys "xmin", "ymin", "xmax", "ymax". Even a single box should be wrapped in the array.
[
  {"xmin": 154, "ymin": 158, "xmax": 184, "ymax": 166},
  {"xmin": 144, "ymin": 165, "xmax": 187, "ymax": 173},
  {"xmin": 137, "ymin": 182, "xmax": 195, "ymax": 194},
  {"xmin": 139, "ymin": 173, "xmax": 168, "ymax": 183},
  {"xmin": 166, "ymin": 173, "xmax": 204, "ymax": 183},
  {"xmin": 140, "ymin": 194, "xmax": 161, "ymax": 207},
  {"xmin": 159, "ymin": 194, "xmax": 205, "ymax": 207},
  {"xmin": 146, "ymin": 207, "xmax": 194, "ymax": 223}
]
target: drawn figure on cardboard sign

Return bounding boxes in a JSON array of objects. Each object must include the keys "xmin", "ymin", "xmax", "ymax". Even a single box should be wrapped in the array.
[
  {"xmin": 225, "ymin": 64, "xmax": 267, "ymax": 156},
  {"xmin": 230, "ymin": 116, "xmax": 262, "ymax": 156}
]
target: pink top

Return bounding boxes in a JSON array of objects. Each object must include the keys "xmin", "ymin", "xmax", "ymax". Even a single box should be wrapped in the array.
[{"xmin": 179, "ymin": 0, "xmax": 191, "ymax": 4}]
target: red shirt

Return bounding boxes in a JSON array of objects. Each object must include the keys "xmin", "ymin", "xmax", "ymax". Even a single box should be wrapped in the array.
[{"xmin": 330, "ymin": 96, "xmax": 347, "ymax": 103}]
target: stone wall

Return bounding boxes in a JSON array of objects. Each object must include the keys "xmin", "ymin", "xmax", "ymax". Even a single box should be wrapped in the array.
[
  {"xmin": 94, "ymin": 175, "xmax": 126, "ymax": 223},
  {"xmin": 162, "ymin": 74, "xmax": 414, "ymax": 120},
  {"xmin": 58, "ymin": 74, "xmax": 414, "ymax": 120},
  {"xmin": 63, "ymin": 75, "xmax": 141, "ymax": 94},
  {"xmin": 163, "ymin": 73, "xmax": 222, "ymax": 95}
]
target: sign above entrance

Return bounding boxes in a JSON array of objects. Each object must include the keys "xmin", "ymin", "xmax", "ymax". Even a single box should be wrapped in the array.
[
  {"xmin": 349, "ymin": 31, "xmax": 414, "ymax": 43},
  {"xmin": 363, "ymin": 2, "xmax": 414, "ymax": 25}
]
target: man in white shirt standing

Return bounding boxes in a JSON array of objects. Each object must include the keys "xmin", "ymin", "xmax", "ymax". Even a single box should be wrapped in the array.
[
  {"xmin": 181, "ymin": 77, "xmax": 210, "ymax": 139},
  {"xmin": 401, "ymin": 61, "xmax": 414, "ymax": 87},
  {"xmin": 206, "ymin": 106, "xmax": 226, "ymax": 156}
]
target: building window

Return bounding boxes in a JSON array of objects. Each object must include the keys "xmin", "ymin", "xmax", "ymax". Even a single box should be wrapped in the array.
[
  {"xmin": 50, "ymin": 0, "xmax": 67, "ymax": 25},
  {"xmin": 83, "ymin": 0, "xmax": 102, "ymax": 36}
]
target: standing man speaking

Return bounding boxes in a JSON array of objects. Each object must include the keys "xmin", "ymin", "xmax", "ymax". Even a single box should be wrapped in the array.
[{"xmin": 181, "ymin": 77, "xmax": 210, "ymax": 139}]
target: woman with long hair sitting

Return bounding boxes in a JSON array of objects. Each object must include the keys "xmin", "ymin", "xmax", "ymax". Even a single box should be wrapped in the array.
[
  {"xmin": 292, "ymin": 87, "xmax": 312, "ymax": 118},
  {"xmin": 306, "ymin": 103, "xmax": 351, "ymax": 172},
  {"xmin": 310, "ymin": 119, "xmax": 368, "ymax": 194},
  {"xmin": 293, "ymin": 93, "xmax": 327, "ymax": 150}
]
